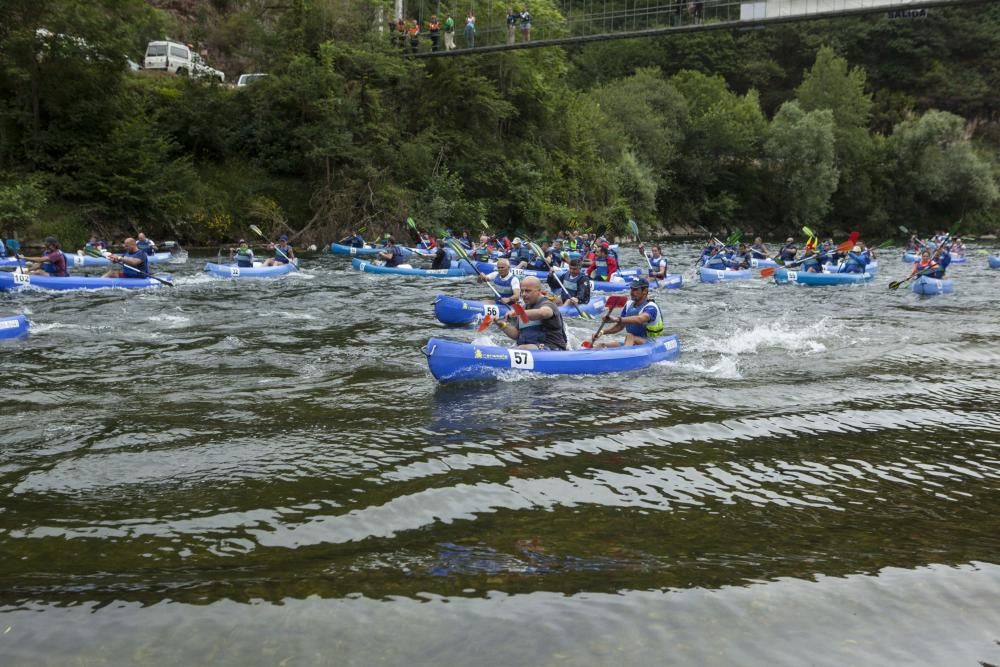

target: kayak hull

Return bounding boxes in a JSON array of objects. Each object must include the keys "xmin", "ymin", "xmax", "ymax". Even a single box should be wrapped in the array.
[
  {"xmin": 0, "ymin": 314, "xmax": 29, "ymax": 340},
  {"xmin": 988, "ymin": 255, "xmax": 1000, "ymax": 269},
  {"xmin": 774, "ymin": 268, "xmax": 873, "ymax": 286},
  {"xmin": 203, "ymin": 262, "xmax": 297, "ymax": 278},
  {"xmin": 432, "ymin": 294, "xmax": 610, "ymax": 326},
  {"xmin": 423, "ymin": 335, "xmax": 680, "ymax": 382},
  {"xmin": 61, "ymin": 251, "xmax": 172, "ymax": 268},
  {"xmin": 351, "ymin": 258, "xmax": 467, "ymax": 278},
  {"xmin": 0, "ymin": 271, "xmax": 169, "ymax": 291},
  {"xmin": 473, "ymin": 261, "xmax": 642, "ymax": 280},
  {"xmin": 699, "ymin": 267, "xmax": 752, "ymax": 283},
  {"xmin": 912, "ymin": 276, "xmax": 954, "ymax": 295},
  {"xmin": 750, "ymin": 258, "xmax": 778, "ymax": 269},
  {"xmin": 332, "ymin": 243, "xmax": 454, "ymax": 259}
]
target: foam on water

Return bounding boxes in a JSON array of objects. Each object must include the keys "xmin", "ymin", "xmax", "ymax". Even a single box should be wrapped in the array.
[{"xmin": 695, "ymin": 318, "xmax": 831, "ymax": 356}]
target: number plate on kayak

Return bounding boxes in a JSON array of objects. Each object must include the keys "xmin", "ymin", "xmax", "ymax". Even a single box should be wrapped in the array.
[
  {"xmin": 13, "ymin": 273, "xmax": 30, "ymax": 285},
  {"xmin": 74, "ymin": 255, "xmax": 85, "ymax": 266},
  {"xmin": 483, "ymin": 305, "xmax": 500, "ymax": 318},
  {"xmin": 349, "ymin": 247, "xmax": 357, "ymax": 255},
  {"xmin": 229, "ymin": 267, "xmax": 240, "ymax": 277},
  {"xmin": 786, "ymin": 271, "xmax": 798, "ymax": 281},
  {"xmin": 510, "ymin": 349, "xmax": 534, "ymax": 370},
  {"xmin": 0, "ymin": 320, "xmax": 19, "ymax": 329}
]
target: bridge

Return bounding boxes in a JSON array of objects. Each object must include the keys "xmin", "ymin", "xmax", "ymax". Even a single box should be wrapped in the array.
[{"xmin": 395, "ymin": 0, "xmax": 989, "ymax": 57}]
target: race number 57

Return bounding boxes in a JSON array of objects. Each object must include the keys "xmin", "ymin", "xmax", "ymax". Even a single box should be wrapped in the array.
[{"xmin": 509, "ymin": 349, "xmax": 534, "ymax": 370}]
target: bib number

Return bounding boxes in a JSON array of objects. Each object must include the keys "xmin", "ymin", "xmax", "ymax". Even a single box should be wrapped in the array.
[
  {"xmin": 716, "ymin": 271, "xmax": 725, "ymax": 279},
  {"xmin": 229, "ymin": 267, "xmax": 240, "ymax": 277},
  {"xmin": 13, "ymin": 272, "xmax": 30, "ymax": 285},
  {"xmin": 483, "ymin": 305, "xmax": 501, "ymax": 318},
  {"xmin": 786, "ymin": 271, "xmax": 798, "ymax": 281},
  {"xmin": 511, "ymin": 268, "xmax": 525, "ymax": 277},
  {"xmin": 74, "ymin": 254, "xmax": 85, "ymax": 266},
  {"xmin": 510, "ymin": 349, "xmax": 534, "ymax": 370},
  {"xmin": 349, "ymin": 247, "xmax": 357, "ymax": 255}
]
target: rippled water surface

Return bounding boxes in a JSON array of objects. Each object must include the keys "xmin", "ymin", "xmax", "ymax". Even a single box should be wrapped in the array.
[{"xmin": 2, "ymin": 245, "xmax": 999, "ymax": 666}]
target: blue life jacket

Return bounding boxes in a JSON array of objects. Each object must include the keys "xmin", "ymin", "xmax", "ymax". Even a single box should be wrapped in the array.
[
  {"xmin": 623, "ymin": 298, "xmax": 663, "ymax": 339},
  {"xmin": 779, "ymin": 245, "xmax": 797, "ymax": 261},
  {"xmin": 800, "ymin": 256, "xmax": 821, "ymax": 272},
  {"xmin": 385, "ymin": 245, "xmax": 404, "ymax": 267},
  {"xmin": 41, "ymin": 250, "xmax": 68, "ymax": 277},
  {"xmin": 121, "ymin": 249, "xmax": 149, "ymax": 279},
  {"xmin": 750, "ymin": 244, "xmax": 767, "ymax": 259},
  {"xmin": 551, "ymin": 270, "xmax": 590, "ymax": 304},
  {"xmin": 345, "ymin": 235, "xmax": 365, "ymax": 248},
  {"xmin": 509, "ymin": 247, "xmax": 531, "ymax": 266},
  {"xmin": 647, "ymin": 255, "xmax": 667, "ymax": 277},
  {"xmin": 473, "ymin": 246, "xmax": 492, "ymax": 262},
  {"xmin": 840, "ymin": 252, "xmax": 868, "ymax": 274},
  {"xmin": 492, "ymin": 272, "xmax": 518, "ymax": 303},
  {"xmin": 233, "ymin": 249, "xmax": 254, "ymax": 268},
  {"xmin": 273, "ymin": 244, "xmax": 292, "ymax": 264},
  {"xmin": 703, "ymin": 254, "xmax": 726, "ymax": 270},
  {"xmin": 137, "ymin": 239, "xmax": 156, "ymax": 256},
  {"xmin": 592, "ymin": 256, "xmax": 610, "ymax": 280},
  {"xmin": 516, "ymin": 301, "xmax": 567, "ymax": 349},
  {"xmin": 458, "ymin": 237, "xmax": 473, "ymax": 250}
]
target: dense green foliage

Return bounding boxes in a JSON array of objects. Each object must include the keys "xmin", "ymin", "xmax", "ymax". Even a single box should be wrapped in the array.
[{"xmin": 0, "ymin": 0, "xmax": 997, "ymax": 246}]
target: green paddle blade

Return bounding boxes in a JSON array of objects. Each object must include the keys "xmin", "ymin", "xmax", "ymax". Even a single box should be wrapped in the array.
[
  {"xmin": 877, "ymin": 239, "xmax": 894, "ymax": 248},
  {"xmin": 898, "ymin": 225, "xmax": 909, "ymax": 234},
  {"xmin": 627, "ymin": 219, "xmax": 639, "ymax": 239},
  {"xmin": 406, "ymin": 217, "xmax": 417, "ymax": 231},
  {"xmin": 249, "ymin": 224, "xmax": 264, "ymax": 237}
]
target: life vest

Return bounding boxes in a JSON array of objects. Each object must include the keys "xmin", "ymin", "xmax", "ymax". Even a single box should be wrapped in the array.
[
  {"xmin": 623, "ymin": 299, "xmax": 663, "ymax": 339},
  {"xmin": 428, "ymin": 20, "xmax": 440, "ymax": 31},
  {"xmin": 492, "ymin": 272, "xmax": 517, "ymax": 302},
  {"xmin": 121, "ymin": 249, "xmax": 149, "ymax": 279},
  {"xmin": 234, "ymin": 249, "xmax": 254, "ymax": 267},
  {"xmin": 516, "ymin": 301, "xmax": 567, "ymax": 349}
]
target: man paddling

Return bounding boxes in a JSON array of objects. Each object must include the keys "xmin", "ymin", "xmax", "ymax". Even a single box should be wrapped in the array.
[
  {"xmin": 640, "ymin": 244, "xmax": 668, "ymax": 280},
  {"xmin": 547, "ymin": 258, "xmax": 591, "ymax": 306},
  {"xmin": 593, "ymin": 277, "xmax": 663, "ymax": 348},
  {"xmin": 478, "ymin": 257, "xmax": 520, "ymax": 306},
  {"xmin": 20, "ymin": 236, "xmax": 68, "ymax": 277},
  {"xmin": 264, "ymin": 234, "xmax": 296, "ymax": 267},
  {"xmin": 495, "ymin": 276, "xmax": 567, "ymax": 350},
  {"xmin": 102, "ymin": 237, "xmax": 149, "ymax": 279}
]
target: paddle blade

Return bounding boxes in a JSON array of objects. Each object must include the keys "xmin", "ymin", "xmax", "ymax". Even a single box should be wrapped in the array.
[
  {"xmin": 477, "ymin": 314, "xmax": 492, "ymax": 333},
  {"xmin": 836, "ymin": 240, "xmax": 854, "ymax": 253},
  {"xmin": 5, "ymin": 239, "xmax": 21, "ymax": 252},
  {"xmin": 605, "ymin": 295, "xmax": 628, "ymax": 310},
  {"xmin": 249, "ymin": 224, "xmax": 264, "ymax": 238},
  {"xmin": 888, "ymin": 280, "xmax": 902, "ymax": 290},
  {"xmin": 406, "ymin": 217, "xmax": 417, "ymax": 230},
  {"xmin": 628, "ymin": 219, "xmax": 639, "ymax": 239},
  {"xmin": 760, "ymin": 267, "xmax": 776, "ymax": 278},
  {"xmin": 513, "ymin": 303, "xmax": 529, "ymax": 324},
  {"xmin": 898, "ymin": 225, "xmax": 909, "ymax": 234},
  {"xmin": 802, "ymin": 226, "xmax": 814, "ymax": 239},
  {"xmin": 580, "ymin": 340, "xmax": 593, "ymax": 349}
]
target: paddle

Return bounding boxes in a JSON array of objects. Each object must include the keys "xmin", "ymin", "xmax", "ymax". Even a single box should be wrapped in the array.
[
  {"xmin": 5, "ymin": 239, "xmax": 25, "ymax": 272},
  {"xmin": 249, "ymin": 224, "xmax": 299, "ymax": 271},
  {"xmin": 527, "ymin": 241, "xmax": 590, "ymax": 320},
  {"xmin": 580, "ymin": 295, "xmax": 628, "ymax": 349},
  {"xmin": 889, "ymin": 265, "xmax": 939, "ymax": 290},
  {"xmin": 447, "ymin": 238, "xmax": 528, "ymax": 323},
  {"xmin": 84, "ymin": 248, "xmax": 174, "ymax": 286},
  {"xmin": 477, "ymin": 314, "xmax": 493, "ymax": 333},
  {"xmin": 628, "ymin": 219, "xmax": 647, "ymax": 256}
]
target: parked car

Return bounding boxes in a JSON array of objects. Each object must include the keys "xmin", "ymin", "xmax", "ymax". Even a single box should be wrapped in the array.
[
  {"xmin": 236, "ymin": 73, "xmax": 268, "ymax": 87},
  {"xmin": 143, "ymin": 40, "xmax": 224, "ymax": 82}
]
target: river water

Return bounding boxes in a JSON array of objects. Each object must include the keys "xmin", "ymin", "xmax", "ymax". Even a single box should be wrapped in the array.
[{"xmin": 2, "ymin": 244, "xmax": 999, "ymax": 666}]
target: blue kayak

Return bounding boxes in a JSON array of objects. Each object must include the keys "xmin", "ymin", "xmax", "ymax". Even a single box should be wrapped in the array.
[
  {"xmin": 774, "ymin": 268, "xmax": 873, "ymax": 286},
  {"xmin": 591, "ymin": 275, "xmax": 681, "ymax": 291},
  {"xmin": 912, "ymin": 276, "xmax": 954, "ymax": 295},
  {"xmin": 903, "ymin": 252, "xmax": 967, "ymax": 264},
  {"xmin": 204, "ymin": 261, "xmax": 297, "ymax": 279},
  {"xmin": 473, "ymin": 261, "xmax": 642, "ymax": 280},
  {"xmin": 352, "ymin": 258, "xmax": 468, "ymax": 278},
  {"xmin": 0, "ymin": 271, "xmax": 169, "ymax": 291},
  {"xmin": 749, "ymin": 258, "xmax": 779, "ymax": 269},
  {"xmin": 423, "ymin": 334, "xmax": 680, "ymax": 382},
  {"xmin": 432, "ymin": 294, "xmax": 610, "ymax": 326},
  {"xmin": 61, "ymin": 251, "xmax": 172, "ymax": 268},
  {"xmin": 332, "ymin": 243, "xmax": 454, "ymax": 260},
  {"xmin": 988, "ymin": 255, "xmax": 1000, "ymax": 269},
  {"xmin": 0, "ymin": 314, "xmax": 29, "ymax": 340},
  {"xmin": 699, "ymin": 267, "xmax": 752, "ymax": 283}
]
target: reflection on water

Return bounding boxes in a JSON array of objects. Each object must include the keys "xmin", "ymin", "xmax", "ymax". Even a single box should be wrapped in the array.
[{"xmin": 1, "ymin": 246, "xmax": 999, "ymax": 665}]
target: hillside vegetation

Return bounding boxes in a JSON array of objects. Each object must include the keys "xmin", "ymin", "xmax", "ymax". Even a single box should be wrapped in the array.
[{"xmin": 1, "ymin": 0, "xmax": 997, "ymax": 247}]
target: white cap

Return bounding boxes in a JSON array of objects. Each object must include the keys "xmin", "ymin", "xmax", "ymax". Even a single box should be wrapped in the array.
[{"xmin": 512, "ymin": 237, "xmax": 522, "ymax": 244}]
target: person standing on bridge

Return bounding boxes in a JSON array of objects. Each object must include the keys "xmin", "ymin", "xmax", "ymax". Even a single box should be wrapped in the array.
[
  {"xmin": 506, "ymin": 7, "xmax": 519, "ymax": 45},
  {"xmin": 443, "ymin": 14, "xmax": 456, "ymax": 50},
  {"xmin": 520, "ymin": 7, "xmax": 532, "ymax": 42},
  {"xmin": 464, "ymin": 11, "xmax": 476, "ymax": 48},
  {"xmin": 408, "ymin": 20, "xmax": 421, "ymax": 54},
  {"xmin": 427, "ymin": 15, "xmax": 441, "ymax": 51}
]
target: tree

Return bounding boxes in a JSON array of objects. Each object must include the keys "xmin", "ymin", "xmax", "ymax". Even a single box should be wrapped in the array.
[{"xmin": 764, "ymin": 101, "xmax": 839, "ymax": 227}]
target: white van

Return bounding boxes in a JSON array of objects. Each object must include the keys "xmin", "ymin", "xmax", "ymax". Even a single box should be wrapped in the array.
[{"xmin": 143, "ymin": 41, "xmax": 224, "ymax": 82}]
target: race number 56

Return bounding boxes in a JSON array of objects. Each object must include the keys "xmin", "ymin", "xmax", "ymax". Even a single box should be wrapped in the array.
[{"xmin": 483, "ymin": 305, "xmax": 501, "ymax": 318}]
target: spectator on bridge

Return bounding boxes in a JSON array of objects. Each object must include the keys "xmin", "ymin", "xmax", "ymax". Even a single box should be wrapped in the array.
[
  {"xmin": 688, "ymin": 1, "xmax": 703, "ymax": 24},
  {"xmin": 427, "ymin": 15, "xmax": 441, "ymax": 51},
  {"xmin": 444, "ymin": 14, "xmax": 456, "ymax": 50},
  {"xmin": 393, "ymin": 18, "xmax": 406, "ymax": 50},
  {"xmin": 520, "ymin": 7, "xmax": 533, "ymax": 42},
  {"xmin": 464, "ymin": 11, "xmax": 476, "ymax": 48},
  {"xmin": 408, "ymin": 20, "xmax": 421, "ymax": 53},
  {"xmin": 506, "ymin": 7, "xmax": 519, "ymax": 45}
]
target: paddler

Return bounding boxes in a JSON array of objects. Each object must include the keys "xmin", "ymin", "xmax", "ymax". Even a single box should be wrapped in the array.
[
  {"xmin": 264, "ymin": 234, "xmax": 296, "ymax": 266},
  {"xmin": 639, "ymin": 244, "xmax": 667, "ymax": 281},
  {"xmin": 494, "ymin": 276, "xmax": 567, "ymax": 350},
  {"xmin": 547, "ymin": 258, "xmax": 591, "ymax": 306},
  {"xmin": 593, "ymin": 277, "xmax": 663, "ymax": 348},
  {"xmin": 230, "ymin": 239, "xmax": 254, "ymax": 267},
  {"xmin": 586, "ymin": 242, "xmax": 618, "ymax": 282},
  {"xmin": 101, "ymin": 237, "xmax": 149, "ymax": 279},
  {"xmin": 478, "ymin": 257, "xmax": 520, "ymax": 306},
  {"xmin": 20, "ymin": 236, "xmax": 68, "ymax": 277}
]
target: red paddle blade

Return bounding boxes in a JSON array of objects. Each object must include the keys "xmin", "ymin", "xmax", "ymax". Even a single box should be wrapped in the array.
[
  {"xmin": 477, "ymin": 314, "xmax": 492, "ymax": 333},
  {"xmin": 580, "ymin": 340, "xmax": 593, "ymax": 349},
  {"xmin": 836, "ymin": 239, "xmax": 854, "ymax": 252},
  {"xmin": 848, "ymin": 231, "xmax": 860, "ymax": 243},
  {"xmin": 605, "ymin": 295, "xmax": 628, "ymax": 310},
  {"xmin": 513, "ymin": 303, "xmax": 529, "ymax": 323},
  {"xmin": 760, "ymin": 267, "xmax": 776, "ymax": 278}
]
